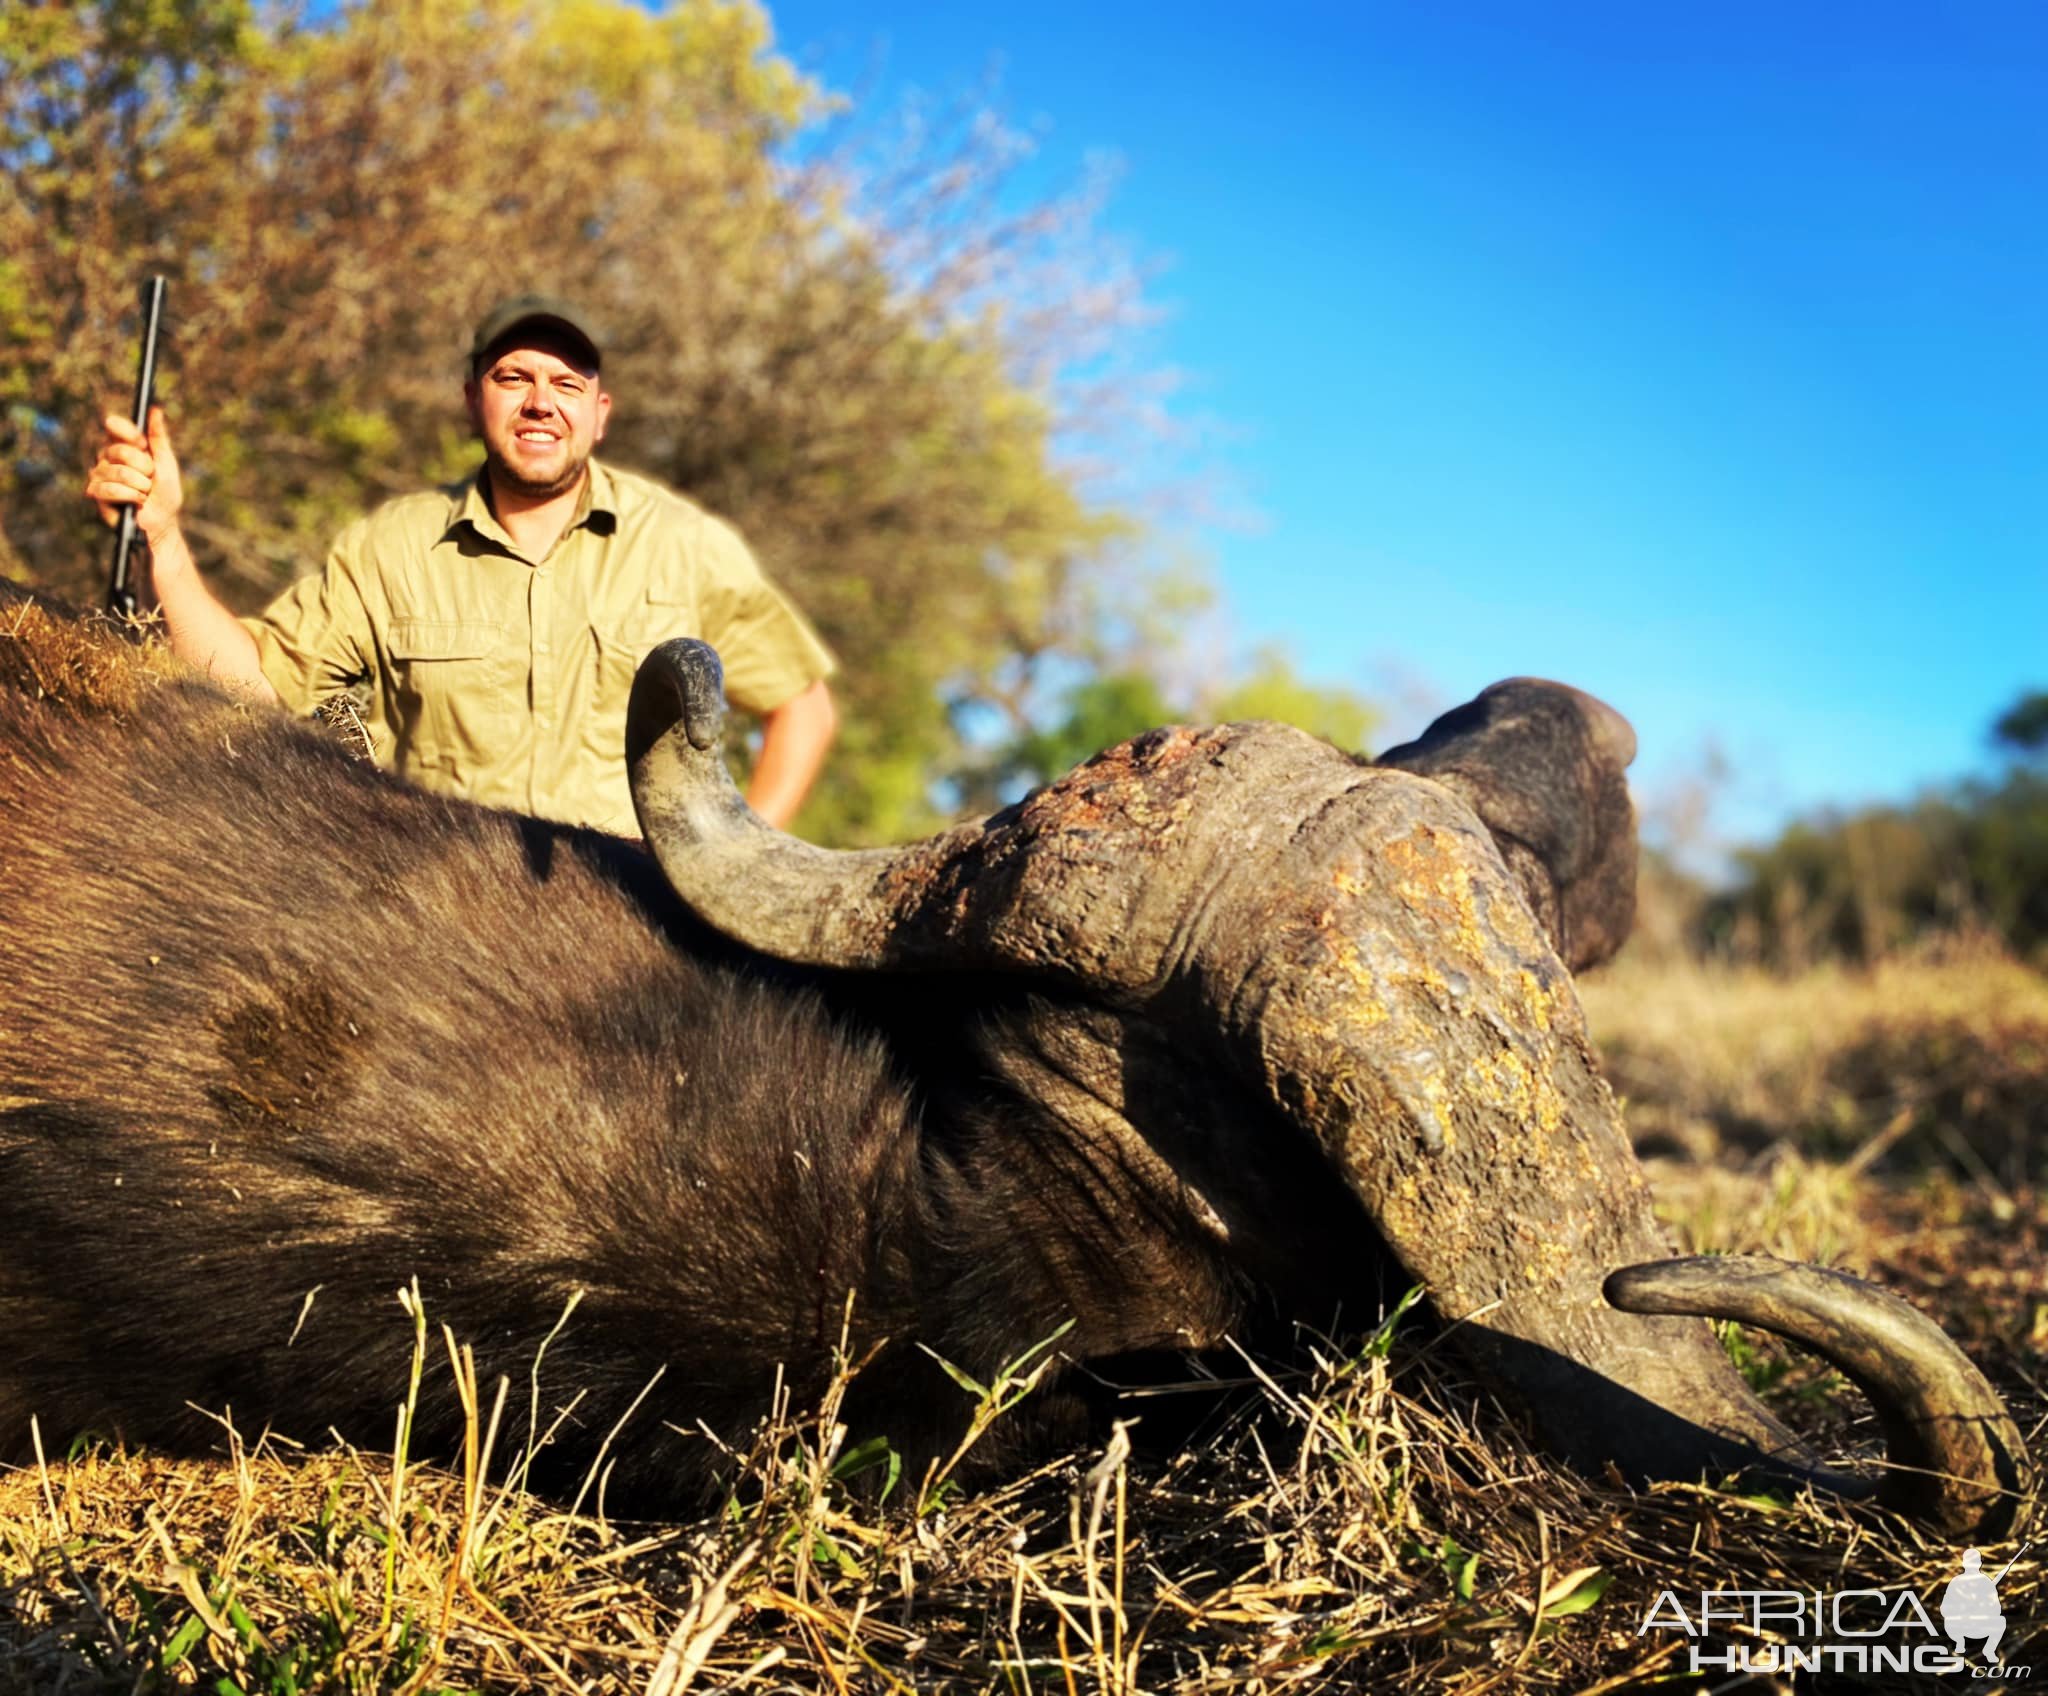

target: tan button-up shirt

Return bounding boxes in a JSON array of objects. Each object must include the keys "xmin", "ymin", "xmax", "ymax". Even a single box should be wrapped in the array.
[{"xmin": 244, "ymin": 461, "xmax": 834, "ymax": 834}]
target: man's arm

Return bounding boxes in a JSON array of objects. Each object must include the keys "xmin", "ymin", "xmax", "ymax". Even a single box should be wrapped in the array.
[
  {"xmin": 85, "ymin": 408, "xmax": 278, "ymax": 701},
  {"xmin": 745, "ymin": 678, "xmax": 836, "ymax": 828}
]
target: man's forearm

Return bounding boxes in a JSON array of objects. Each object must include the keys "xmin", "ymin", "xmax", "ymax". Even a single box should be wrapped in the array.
[
  {"xmin": 146, "ymin": 526, "xmax": 279, "ymax": 701},
  {"xmin": 746, "ymin": 680, "xmax": 837, "ymax": 829}
]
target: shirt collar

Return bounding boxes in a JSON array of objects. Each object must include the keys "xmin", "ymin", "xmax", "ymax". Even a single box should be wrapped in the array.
[
  {"xmin": 581, "ymin": 460, "xmax": 620, "ymax": 533},
  {"xmin": 445, "ymin": 459, "xmax": 620, "ymax": 550}
]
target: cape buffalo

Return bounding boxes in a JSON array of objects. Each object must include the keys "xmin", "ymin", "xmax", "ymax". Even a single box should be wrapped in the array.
[{"xmin": 0, "ymin": 580, "xmax": 2030, "ymax": 1536}]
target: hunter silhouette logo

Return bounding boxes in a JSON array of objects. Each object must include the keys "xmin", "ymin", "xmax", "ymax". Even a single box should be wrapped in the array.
[{"xmin": 1942, "ymin": 1545, "xmax": 2022, "ymax": 1660}]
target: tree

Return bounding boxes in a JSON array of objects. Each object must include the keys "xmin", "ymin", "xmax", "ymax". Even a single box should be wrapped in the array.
[
  {"xmin": 972, "ymin": 668, "xmax": 1174, "ymax": 802},
  {"xmin": 1, "ymin": 0, "xmax": 1165, "ymax": 844},
  {"xmin": 974, "ymin": 643, "xmax": 1379, "ymax": 805},
  {"xmin": 1993, "ymin": 689, "xmax": 2048, "ymax": 757},
  {"xmin": 1206, "ymin": 643, "xmax": 1378, "ymax": 755},
  {"xmin": 1701, "ymin": 695, "xmax": 2048, "ymax": 965}
]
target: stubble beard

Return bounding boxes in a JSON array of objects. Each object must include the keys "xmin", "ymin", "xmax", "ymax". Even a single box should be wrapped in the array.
[{"xmin": 485, "ymin": 442, "xmax": 590, "ymax": 503}]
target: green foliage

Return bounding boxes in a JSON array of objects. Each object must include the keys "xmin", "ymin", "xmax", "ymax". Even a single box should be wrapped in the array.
[
  {"xmin": 991, "ymin": 668, "xmax": 1175, "ymax": 792},
  {"xmin": 2, "ymin": 1, "xmax": 1389, "ymax": 840},
  {"xmin": 1357, "ymin": 1283, "xmax": 1427, "ymax": 1361},
  {"xmin": 1543, "ymin": 1568, "xmax": 1612, "ymax": 1619},
  {"xmin": 1995, "ymin": 689, "xmax": 2048, "ymax": 755},
  {"xmin": 1713, "ymin": 1316, "xmax": 1844, "ymax": 1408},
  {"xmin": 1208, "ymin": 641, "xmax": 1379, "ymax": 753},
  {"xmin": 979, "ymin": 645, "xmax": 1379, "ymax": 803},
  {"xmin": 913, "ymin": 1319, "xmax": 1074, "ymax": 1513},
  {"xmin": 1435, "ymin": 1534, "xmax": 1480, "ymax": 1602},
  {"xmin": 1703, "ymin": 690, "xmax": 2048, "ymax": 965},
  {"xmin": 830, "ymin": 1434, "xmax": 903, "ymax": 1503}
]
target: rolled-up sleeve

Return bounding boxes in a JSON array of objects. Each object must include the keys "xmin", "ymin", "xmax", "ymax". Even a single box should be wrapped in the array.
[
  {"xmin": 693, "ymin": 516, "xmax": 836, "ymax": 715},
  {"xmin": 241, "ymin": 524, "xmax": 377, "ymax": 715}
]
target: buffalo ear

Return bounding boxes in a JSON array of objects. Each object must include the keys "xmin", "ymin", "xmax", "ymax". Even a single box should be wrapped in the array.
[{"xmin": 1377, "ymin": 679, "xmax": 1638, "ymax": 971}]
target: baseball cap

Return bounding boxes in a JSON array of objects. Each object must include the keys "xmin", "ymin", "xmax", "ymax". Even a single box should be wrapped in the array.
[{"xmin": 468, "ymin": 295, "xmax": 604, "ymax": 375}]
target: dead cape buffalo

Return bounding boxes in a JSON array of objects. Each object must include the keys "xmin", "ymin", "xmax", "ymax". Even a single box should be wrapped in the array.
[{"xmin": 0, "ymin": 580, "xmax": 2030, "ymax": 1538}]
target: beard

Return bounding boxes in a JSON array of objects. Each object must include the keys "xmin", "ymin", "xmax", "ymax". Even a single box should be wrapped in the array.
[{"xmin": 484, "ymin": 441, "xmax": 590, "ymax": 502}]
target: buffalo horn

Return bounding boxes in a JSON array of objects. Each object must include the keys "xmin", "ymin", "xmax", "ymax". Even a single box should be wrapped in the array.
[
  {"xmin": 1607, "ymin": 1256, "xmax": 2034, "ymax": 1539},
  {"xmin": 627, "ymin": 640, "xmax": 990, "ymax": 970},
  {"xmin": 630, "ymin": 640, "xmax": 2028, "ymax": 1541},
  {"xmin": 628, "ymin": 637, "xmax": 1256, "ymax": 983}
]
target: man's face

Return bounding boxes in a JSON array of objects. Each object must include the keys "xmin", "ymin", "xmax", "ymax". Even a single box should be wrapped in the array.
[{"xmin": 464, "ymin": 333, "xmax": 611, "ymax": 501}]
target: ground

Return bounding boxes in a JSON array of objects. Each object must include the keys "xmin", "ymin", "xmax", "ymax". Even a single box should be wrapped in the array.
[{"xmin": 1, "ymin": 948, "xmax": 2042, "ymax": 1694}]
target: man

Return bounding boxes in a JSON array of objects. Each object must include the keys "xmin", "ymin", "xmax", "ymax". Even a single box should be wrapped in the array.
[{"xmin": 84, "ymin": 296, "xmax": 836, "ymax": 831}]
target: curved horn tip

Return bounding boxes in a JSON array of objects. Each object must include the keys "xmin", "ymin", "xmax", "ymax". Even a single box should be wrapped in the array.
[
  {"xmin": 673, "ymin": 639, "xmax": 729, "ymax": 752},
  {"xmin": 1604, "ymin": 1255, "xmax": 2034, "ymax": 1542},
  {"xmin": 628, "ymin": 638, "xmax": 729, "ymax": 762},
  {"xmin": 1602, "ymin": 1260, "xmax": 1687, "ymax": 1311}
]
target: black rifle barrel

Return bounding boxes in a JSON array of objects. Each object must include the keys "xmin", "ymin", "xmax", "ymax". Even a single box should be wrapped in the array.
[{"xmin": 106, "ymin": 275, "xmax": 169, "ymax": 619}]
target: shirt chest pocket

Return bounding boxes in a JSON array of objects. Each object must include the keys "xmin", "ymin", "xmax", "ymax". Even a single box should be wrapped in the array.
[
  {"xmin": 387, "ymin": 619, "xmax": 502, "ymax": 704},
  {"xmin": 592, "ymin": 590, "xmax": 692, "ymax": 684}
]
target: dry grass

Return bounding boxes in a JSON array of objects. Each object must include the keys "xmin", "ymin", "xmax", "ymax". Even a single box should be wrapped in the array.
[
  {"xmin": 1582, "ymin": 940, "xmax": 2048, "ymax": 1194},
  {"xmin": 0, "ymin": 594, "xmax": 186, "ymax": 719},
  {"xmin": 4, "ymin": 952, "xmax": 2044, "ymax": 1694}
]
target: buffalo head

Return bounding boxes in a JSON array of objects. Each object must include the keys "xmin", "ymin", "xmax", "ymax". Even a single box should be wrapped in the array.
[{"xmin": 628, "ymin": 638, "xmax": 2031, "ymax": 1539}]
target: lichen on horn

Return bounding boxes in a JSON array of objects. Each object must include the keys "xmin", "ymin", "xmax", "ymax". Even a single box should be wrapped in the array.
[{"xmin": 1376, "ymin": 676, "xmax": 1639, "ymax": 972}]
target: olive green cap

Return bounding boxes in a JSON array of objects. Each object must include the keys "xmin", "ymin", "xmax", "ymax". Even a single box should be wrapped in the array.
[{"xmin": 468, "ymin": 294, "xmax": 603, "ymax": 375}]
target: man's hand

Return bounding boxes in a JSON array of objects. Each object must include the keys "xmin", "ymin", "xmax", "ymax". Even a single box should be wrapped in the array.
[
  {"xmin": 81, "ymin": 404, "xmax": 275, "ymax": 699},
  {"xmin": 85, "ymin": 406, "xmax": 183, "ymax": 548}
]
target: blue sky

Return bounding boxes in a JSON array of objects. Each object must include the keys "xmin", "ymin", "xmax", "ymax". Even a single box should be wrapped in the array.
[{"xmin": 765, "ymin": 0, "xmax": 2047, "ymax": 855}]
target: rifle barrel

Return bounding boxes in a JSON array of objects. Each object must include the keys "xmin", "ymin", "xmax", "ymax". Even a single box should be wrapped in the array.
[{"xmin": 107, "ymin": 275, "xmax": 169, "ymax": 619}]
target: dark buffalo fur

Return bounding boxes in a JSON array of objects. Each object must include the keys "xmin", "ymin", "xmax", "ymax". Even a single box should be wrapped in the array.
[{"xmin": 0, "ymin": 585, "xmax": 1281, "ymax": 1500}]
